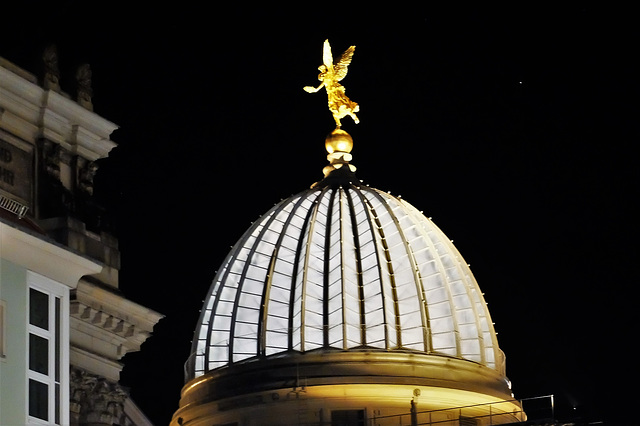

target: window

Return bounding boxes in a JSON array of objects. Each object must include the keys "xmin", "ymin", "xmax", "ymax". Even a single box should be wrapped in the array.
[
  {"xmin": 27, "ymin": 272, "xmax": 68, "ymax": 425},
  {"xmin": 331, "ymin": 409, "xmax": 365, "ymax": 426},
  {"xmin": 459, "ymin": 416, "xmax": 478, "ymax": 426}
]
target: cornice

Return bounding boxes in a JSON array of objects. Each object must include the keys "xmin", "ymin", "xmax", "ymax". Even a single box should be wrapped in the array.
[
  {"xmin": 70, "ymin": 279, "xmax": 164, "ymax": 360},
  {"xmin": 0, "ymin": 62, "xmax": 118, "ymax": 161},
  {"xmin": 75, "ymin": 279, "xmax": 164, "ymax": 332},
  {"xmin": 0, "ymin": 218, "xmax": 102, "ymax": 287}
]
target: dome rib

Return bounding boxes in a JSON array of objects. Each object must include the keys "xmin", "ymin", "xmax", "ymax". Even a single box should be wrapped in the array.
[
  {"xmin": 407, "ymin": 199, "xmax": 461, "ymax": 357},
  {"xmin": 200, "ymin": 222, "xmax": 259, "ymax": 369},
  {"xmin": 286, "ymin": 191, "xmax": 320, "ymax": 352},
  {"xmin": 228, "ymin": 199, "xmax": 284, "ymax": 363},
  {"xmin": 342, "ymin": 187, "xmax": 367, "ymax": 347},
  {"xmin": 321, "ymin": 187, "xmax": 338, "ymax": 348},
  {"xmin": 260, "ymin": 192, "xmax": 313, "ymax": 357},
  {"xmin": 360, "ymin": 188, "xmax": 402, "ymax": 349},
  {"xmin": 364, "ymin": 187, "xmax": 430, "ymax": 352},
  {"xmin": 348, "ymin": 186, "xmax": 393, "ymax": 350},
  {"xmin": 297, "ymin": 187, "xmax": 327, "ymax": 352}
]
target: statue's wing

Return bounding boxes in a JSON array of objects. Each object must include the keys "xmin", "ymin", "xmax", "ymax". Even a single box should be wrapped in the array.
[
  {"xmin": 334, "ymin": 45, "xmax": 356, "ymax": 81},
  {"xmin": 322, "ymin": 39, "xmax": 334, "ymax": 70}
]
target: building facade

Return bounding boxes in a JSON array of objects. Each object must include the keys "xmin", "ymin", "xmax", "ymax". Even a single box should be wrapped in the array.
[{"xmin": 0, "ymin": 49, "xmax": 162, "ymax": 425}]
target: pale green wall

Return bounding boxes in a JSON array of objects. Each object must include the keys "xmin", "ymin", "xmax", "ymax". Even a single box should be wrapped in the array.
[{"xmin": 0, "ymin": 258, "xmax": 28, "ymax": 426}]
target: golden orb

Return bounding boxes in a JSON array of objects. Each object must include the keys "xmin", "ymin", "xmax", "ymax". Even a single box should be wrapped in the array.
[{"xmin": 325, "ymin": 129, "xmax": 353, "ymax": 154}]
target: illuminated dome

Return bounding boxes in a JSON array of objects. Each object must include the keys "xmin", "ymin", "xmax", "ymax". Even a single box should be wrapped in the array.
[
  {"xmin": 190, "ymin": 176, "xmax": 502, "ymax": 375},
  {"xmin": 189, "ymin": 129, "xmax": 503, "ymax": 375},
  {"xmin": 174, "ymin": 129, "xmax": 523, "ymax": 426}
]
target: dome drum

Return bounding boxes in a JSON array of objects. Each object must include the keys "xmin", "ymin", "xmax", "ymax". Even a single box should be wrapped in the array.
[
  {"xmin": 175, "ymin": 351, "xmax": 521, "ymax": 426},
  {"xmin": 179, "ymin": 350, "xmax": 513, "ymax": 408}
]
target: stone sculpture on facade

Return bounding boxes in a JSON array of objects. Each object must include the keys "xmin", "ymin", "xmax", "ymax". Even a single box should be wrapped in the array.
[
  {"xmin": 75, "ymin": 63, "xmax": 93, "ymax": 111},
  {"xmin": 42, "ymin": 44, "xmax": 60, "ymax": 91}
]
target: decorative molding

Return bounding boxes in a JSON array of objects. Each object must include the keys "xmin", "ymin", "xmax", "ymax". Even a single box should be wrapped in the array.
[
  {"xmin": 69, "ymin": 279, "xmax": 163, "ymax": 380},
  {"xmin": 70, "ymin": 366, "xmax": 133, "ymax": 426}
]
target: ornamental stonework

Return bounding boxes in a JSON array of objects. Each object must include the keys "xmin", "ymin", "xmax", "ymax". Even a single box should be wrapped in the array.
[{"xmin": 70, "ymin": 367, "xmax": 133, "ymax": 426}]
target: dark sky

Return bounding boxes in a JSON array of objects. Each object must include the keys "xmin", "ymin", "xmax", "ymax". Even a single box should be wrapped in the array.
[{"xmin": 2, "ymin": 4, "xmax": 638, "ymax": 425}]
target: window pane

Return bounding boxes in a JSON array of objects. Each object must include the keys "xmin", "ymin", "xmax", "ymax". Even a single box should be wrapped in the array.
[
  {"xmin": 29, "ymin": 379, "xmax": 48, "ymax": 420},
  {"xmin": 29, "ymin": 333, "xmax": 49, "ymax": 374},
  {"xmin": 55, "ymin": 383, "xmax": 60, "ymax": 424},
  {"xmin": 30, "ymin": 288, "xmax": 49, "ymax": 330},
  {"xmin": 55, "ymin": 297, "xmax": 60, "ymax": 382}
]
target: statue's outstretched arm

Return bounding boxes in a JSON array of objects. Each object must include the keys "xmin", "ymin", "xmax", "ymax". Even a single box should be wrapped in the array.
[{"xmin": 304, "ymin": 82, "xmax": 324, "ymax": 93}]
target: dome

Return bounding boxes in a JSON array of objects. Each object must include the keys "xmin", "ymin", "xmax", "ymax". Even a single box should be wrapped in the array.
[
  {"xmin": 187, "ymin": 132, "xmax": 504, "ymax": 380},
  {"xmin": 175, "ymin": 129, "xmax": 523, "ymax": 426}
]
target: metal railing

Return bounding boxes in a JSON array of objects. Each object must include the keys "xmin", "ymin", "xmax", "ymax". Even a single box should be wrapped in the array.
[
  {"xmin": 367, "ymin": 395, "xmax": 555, "ymax": 426},
  {"xmin": 0, "ymin": 194, "xmax": 28, "ymax": 218}
]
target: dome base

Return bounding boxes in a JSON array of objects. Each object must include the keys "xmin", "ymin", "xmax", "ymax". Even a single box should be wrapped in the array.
[{"xmin": 173, "ymin": 351, "xmax": 522, "ymax": 425}]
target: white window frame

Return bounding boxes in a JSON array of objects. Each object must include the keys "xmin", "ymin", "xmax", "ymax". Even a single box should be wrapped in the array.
[{"xmin": 26, "ymin": 271, "xmax": 69, "ymax": 426}]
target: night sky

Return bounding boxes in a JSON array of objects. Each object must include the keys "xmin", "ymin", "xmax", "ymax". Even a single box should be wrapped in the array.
[{"xmin": 2, "ymin": 4, "xmax": 638, "ymax": 425}]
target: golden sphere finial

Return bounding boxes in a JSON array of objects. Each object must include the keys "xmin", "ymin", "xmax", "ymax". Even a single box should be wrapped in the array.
[
  {"xmin": 325, "ymin": 128, "xmax": 353, "ymax": 154},
  {"xmin": 317, "ymin": 128, "xmax": 356, "ymax": 180}
]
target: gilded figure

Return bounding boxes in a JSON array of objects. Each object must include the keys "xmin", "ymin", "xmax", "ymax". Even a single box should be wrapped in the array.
[{"xmin": 304, "ymin": 39, "xmax": 359, "ymax": 128}]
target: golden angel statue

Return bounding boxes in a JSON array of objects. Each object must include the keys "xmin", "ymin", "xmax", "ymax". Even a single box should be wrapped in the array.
[{"xmin": 304, "ymin": 39, "xmax": 360, "ymax": 128}]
